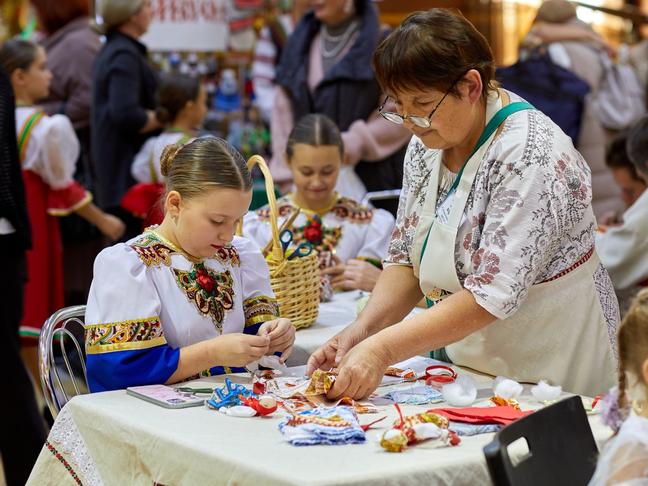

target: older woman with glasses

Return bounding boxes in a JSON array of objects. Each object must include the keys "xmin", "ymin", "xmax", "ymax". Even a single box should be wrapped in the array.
[{"xmin": 307, "ymin": 9, "xmax": 618, "ymax": 399}]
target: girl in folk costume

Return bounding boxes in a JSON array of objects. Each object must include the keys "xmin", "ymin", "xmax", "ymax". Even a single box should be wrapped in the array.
[
  {"xmin": 244, "ymin": 114, "xmax": 395, "ymax": 293},
  {"xmin": 590, "ymin": 289, "xmax": 648, "ymax": 485},
  {"xmin": 0, "ymin": 40, "xmax": 123, "ymax": 368},
  {"xmin": 123, "ymin": 73, "xmax": 207, "ymax": 225},
  {"xmin": 85, "ymin": 137, "xmax": 295, "ymax": 392}
]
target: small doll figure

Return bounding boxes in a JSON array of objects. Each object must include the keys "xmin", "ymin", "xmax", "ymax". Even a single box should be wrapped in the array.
[{"xmin": 380, "ymin": 405, "xmax": 460, "ymax": 453}]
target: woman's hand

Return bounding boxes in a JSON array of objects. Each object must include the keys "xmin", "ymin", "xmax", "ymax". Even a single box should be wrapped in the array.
[
  {"xmin": 211, "ymin": 333, "xmax": 270, "ymax": 367},
  {"xmin": 327, "ymin": 259, "xmax": 382, "ymax": 292},
  {"xmin": 326, "ymin": 337, "xmax": 391, "ymax": 400},
  {"xmin": 258, "ymin": 318, "xmax": 295, "ymax": 361},
  {"xmin": 98, "ymin": 213, "xmax": 126, "ymax": 241},
  {"xmin": 307, "ymin": 321, "xmax": 368, "ymax": 375}
]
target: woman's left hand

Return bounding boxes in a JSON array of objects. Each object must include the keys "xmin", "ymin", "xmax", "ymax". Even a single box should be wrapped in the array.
[
  {"xmin": 327, "ymin": 337, "xmax": 390, "ymax": 400},
  {"xmin": 258, "ymin": 318, "xmax": 295, "ymax": 362},
  {"xmin": 328, "ymin": 259, "xmax": 382, "ymax": 292}
]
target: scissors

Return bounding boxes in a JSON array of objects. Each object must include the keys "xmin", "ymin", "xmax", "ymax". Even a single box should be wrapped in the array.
[{"xmin": 279, "ymin": 229, "xmax": 314, "ymax": 260}]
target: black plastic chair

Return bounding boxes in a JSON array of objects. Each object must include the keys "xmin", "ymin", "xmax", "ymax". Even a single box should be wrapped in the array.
[
  {"xmin": 361, "ymin": 189, "xmax": 401, "ymax": 218},
  {"xmin": 483, "ymin": 396, "xmax": 599, "ymax": 486}
]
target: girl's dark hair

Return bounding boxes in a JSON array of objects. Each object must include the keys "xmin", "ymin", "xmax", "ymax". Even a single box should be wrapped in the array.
[
  {"xmin": 373, "ymin": 9, "xmax": 497, "ymax": 100},
  {"xmin": 0, "ymin": 39, "xmax": 39, "ymax": 76},
  {"xmin": 286, "ymin": 114, "xmax": 344, "ymax": 160},
  {"xmin": 627, "ymin": 116, "xmax": 648, "ymax": 178},
  {"xmin": 160, "ymin": 137, "xmax": 252, "ymax": 199},
  {"xmin": 155, "ymin": 74, "xmax": 201, "ymax": 124}
]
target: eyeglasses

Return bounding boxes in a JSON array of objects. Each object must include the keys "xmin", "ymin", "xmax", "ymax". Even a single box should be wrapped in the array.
[{"xmin": 378, "ymin": 86, "xmax": 454, "ymax": 129}]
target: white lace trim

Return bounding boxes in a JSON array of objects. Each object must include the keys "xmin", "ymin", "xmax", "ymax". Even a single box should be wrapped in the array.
[{"xmin": 48, "ymin": 406, "xmax": 104, "ymax": 485}]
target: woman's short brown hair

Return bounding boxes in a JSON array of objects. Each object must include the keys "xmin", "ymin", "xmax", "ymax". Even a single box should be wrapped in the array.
[
  {"xmin": 30, "ymin": 0, "xmax": 90, "ymax": 35},
  {"xmin": 373, "ymin": 8, "xmax": 496, "ymax": 100}
]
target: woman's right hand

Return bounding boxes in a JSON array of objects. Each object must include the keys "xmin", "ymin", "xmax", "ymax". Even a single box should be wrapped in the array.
[
  {"xmin": 211, "ymin": 333, "xmax": 270, "ymax": 367},
  {"xmin": 306, "ymin": 321, "xmax": 368, "ymax": 375}
]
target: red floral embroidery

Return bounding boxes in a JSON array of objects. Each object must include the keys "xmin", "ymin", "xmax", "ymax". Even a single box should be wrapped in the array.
[
  {"xmin": 303, "ymin": 218, "xmax": 323, "ymax": 244},
  {"xmin": 468, "ymin": 248, "xmax": 501, "ymax": 286},
  {"xmin": 196, "ymin": 267, "xmax": 215, "ymax": 294}
]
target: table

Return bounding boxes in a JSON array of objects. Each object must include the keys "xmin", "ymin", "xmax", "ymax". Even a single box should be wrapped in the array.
[
  {"xmin": 27, "ymin": 367, "xmax": 613, "ymax": 486},
  {"xmin": 290, "ymin": 290, "xmax": 362, "ymax": 363}
]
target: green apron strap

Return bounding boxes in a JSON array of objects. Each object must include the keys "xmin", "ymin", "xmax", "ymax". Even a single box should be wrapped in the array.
[{"xmin": 419, "ymin": 101, "xmax": 534, "ymax": 267}]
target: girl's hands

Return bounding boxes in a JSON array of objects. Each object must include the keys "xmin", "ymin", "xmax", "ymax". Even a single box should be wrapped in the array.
[
  {"xmin": 210, "ymin": 333, "xmax": 270, "ymax": 367},
  {"xmin": 258, "ymin": 318, "xmax": 295, "ymax": 362}
]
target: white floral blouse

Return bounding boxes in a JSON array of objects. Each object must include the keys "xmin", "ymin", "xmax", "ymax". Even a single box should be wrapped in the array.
[{"xmin": 386, "ymin": 91, "xmax": 619, "ymax": 334}]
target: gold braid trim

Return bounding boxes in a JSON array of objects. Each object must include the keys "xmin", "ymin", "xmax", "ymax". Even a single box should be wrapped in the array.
[
  {"xmin": 243, "ymin": 295, "xmax": 279, "ymax": 327},
  {"xmin": 85, "ymin": 317, "xmax": 166, "ymax": 354}
]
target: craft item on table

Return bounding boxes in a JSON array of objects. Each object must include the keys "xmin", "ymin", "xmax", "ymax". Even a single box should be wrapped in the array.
[
  {"xmin": 491, "ymin": 376, "xmax": 524, "ymax": 409},
  {"xmin": 264, "ymin": 376, "xmax": 310, "ymax": 399},
  {"xmin": 252, "ymin": 369, "xmax": 275, "ymax": 395},
  {"xmin": 449, "ymin": 422, "xmax": 502, "ymax": 436},
  {"xmin": 278, "ymin": 406, "xmax": 366, "ymax": 446},
  {"xmin": 530, "ymin": 380, "xmax": 562, "ymax": 403},
  {"xmin": 385, "ymin": 356, "xmax": 451, "ymax": 383},
  {"xmin": 206, "ymin": 378, "xmax": 255, "ymax": 410},
  {"xmin": 338, "ymin": 397, "xmax": 380, "ymax": 414},
  {"xmin": 430, "ymin": 406, "xmax": 533, "ymax": 426},
  {"xmin": 385, "ymin": 367, "xmax": 417, "ymax": 381},
  {"xmin": 221, "ymin": 405, "xmax": 257, "ymax": 417},
  {"xmin": 490, "ymin": 395, "xmax": 521, "ymax": 410},
  {"xmin": 382, "ymin": 385, "xmax": 444, "ymax": 405},
  {"xmin": 442, "ymin": 375, "xmax": 477, "ymax": 407},
  {"xmin": 239, "ymin": 395, "xmax": 278, "ymax": 416},
  {"xmin": 583, "ymin": 394, "xmax": 603, "ymax": 416},
  {"xmin": 305, "ymin": 369, "xmax": 336, "ymax": 396},
  {"xmin": 380, "ymin": 404, "xmax": 460, "ymax": 452},
  {"xmin": 425, "ymin": 364, "xmax": 458, "ymax": 389}
]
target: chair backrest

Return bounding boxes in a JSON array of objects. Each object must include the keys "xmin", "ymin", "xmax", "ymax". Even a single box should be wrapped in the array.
[
  {"xmin": 361, "ymin": 189, "xmax": 401, "ymax": 218},
  {"xmin": 483, "ymin": 396, "xmax": 598, "ymax": 486},
  {"xmin": 38, "ymin": 305, "xmax": 89, "ymax": 418}
]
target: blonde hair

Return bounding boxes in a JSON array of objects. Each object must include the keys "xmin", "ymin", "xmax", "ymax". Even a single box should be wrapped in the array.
[
  {"xmin": 618, "ymin": 289, "xmax": 648, "ymax": 410},
  {"xmin": 160, "ymin": 137, "xmax": 252, "ymax": 201}
]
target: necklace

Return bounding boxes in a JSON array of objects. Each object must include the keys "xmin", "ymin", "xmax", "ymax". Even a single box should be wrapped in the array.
[
  {"xmin": 290, "ymin": 192, "xmax": 339, "ymax": 216},
  {"xmin": 320, "ymin": 20, "xmax": 358, "ymax": 59}
]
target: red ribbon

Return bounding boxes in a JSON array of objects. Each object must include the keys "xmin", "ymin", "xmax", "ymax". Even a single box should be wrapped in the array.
[{"xmin": 424, "ymin": 365, "xmax": 457, "ymax": 387}]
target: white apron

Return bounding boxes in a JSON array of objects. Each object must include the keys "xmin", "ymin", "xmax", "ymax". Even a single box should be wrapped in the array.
[{"xmin": 411, "ymin": 95, "xmax": 616, "ymax": 397}]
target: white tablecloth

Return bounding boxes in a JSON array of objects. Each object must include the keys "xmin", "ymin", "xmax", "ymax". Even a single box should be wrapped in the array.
[{"xmin": 27, "ymin": 369, "xmax": 613, "ymax": 486}]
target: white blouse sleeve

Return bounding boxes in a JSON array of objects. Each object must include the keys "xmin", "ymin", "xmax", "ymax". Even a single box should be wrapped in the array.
[
  {"xmin": 85, "ymin": 243, "xmax": 179, "ymax": 392},
  {"xmin": 357, "ymin": 208, "xmax": 395, "ymax": 263},
  {"xmin": 34, "ymin": 114, "xmax": 80, "ymax": 190},
  {"xmin": 234, "ymin": 236, "xmax": 279, "ymax": 332},
  {"xmin": 131, "ymin": 137, "xmax": 158, "ymax": 183}
]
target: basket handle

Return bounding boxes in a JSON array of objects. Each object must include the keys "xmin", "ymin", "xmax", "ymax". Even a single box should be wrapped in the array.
[{"xmin": 242, "ymin": 155, "xmax": 283, "ymax": 262}]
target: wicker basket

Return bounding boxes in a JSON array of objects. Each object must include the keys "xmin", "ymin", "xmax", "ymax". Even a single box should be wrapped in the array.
[{"xmin": 243, "ymin": 155, "xmax": 320, "ymax": 329}]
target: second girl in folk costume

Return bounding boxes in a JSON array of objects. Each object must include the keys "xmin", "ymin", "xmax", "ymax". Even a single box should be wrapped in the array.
[{"xmin": 244, "ymin": 114, "xmax": 395, "ymax": 293}]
